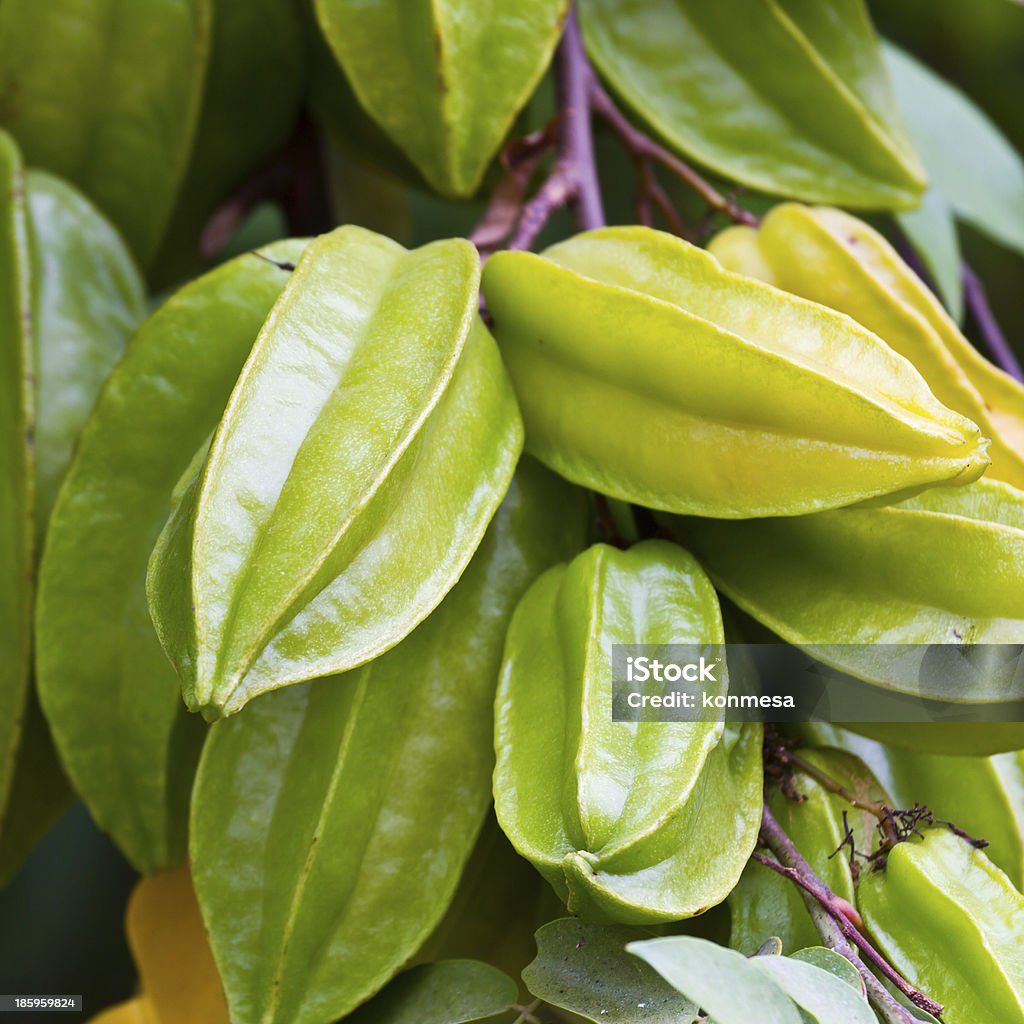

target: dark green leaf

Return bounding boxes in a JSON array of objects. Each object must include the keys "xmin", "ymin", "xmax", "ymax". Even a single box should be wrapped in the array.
[
  {"xmin": 0, "ymin": 131, "xmax": 34, "ymax": 853},
  {"xmin": 0, "ymin": 692, "xmax": 70, "ymax": 886},
  {"xmin": 151, "ymin": 0, "xmax": 305, "ymax": 285},
  {"xmin": 346, "ymin": 961, "xmax": 517, "ymax": 1024},
  {"xmin": 2, "ymin": 134, "xmax": 143, "ymax": 878},
  {"xmin": 522, "ymin": 918, "xmax": 700, "ymax": 1023}
]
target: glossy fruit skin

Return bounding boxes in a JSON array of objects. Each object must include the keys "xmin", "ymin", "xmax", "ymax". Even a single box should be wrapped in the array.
[
  {"xmin": 711, "ymin": 203, "xmax": 1024, "ymax": 488},
  {"xmin": 412, "ymin": 814, "xmax": 546, "ymax": 991},
  {"xmin": 682, "ymin": 477, "xmax": 1024, "ymax": 702},
  {"xmin": 494, "ymin": 540, "xmax": 763, "ymax": 924},
  {"xmin": 148, "ymin": 226, "xmax": 523, "ymax": 719},
  {"xmin": 189, "ymin": 461, "xmax": 587, "ymax": 1024},
  {"xmin": 483, "ymin": 226, "xmax": 987, "ymax": 519},
  {"xmin": 0, "ymin": 0, "xmax": 212, "ymax": 265},
  {"xmin": 0, "ymin": 131, "xmax": 34, "ymax": 868},
  {"xmin": 579, "ymin": 0, "xmax": 926, "ymax": 208},
  {"xmin": 313, "ymin": 0, "xmax": 567, "ymax": 197},
  {"xmin": 37, "ymin": 242, "xmax": 303, "ymax": 873},
  {"xmin": 859, "ymin": 829, "xmax": 1024, "ymax": 1024},
  {"xmin": 1, "ymin": 130, "xmax": 145, "ymax": 879}
]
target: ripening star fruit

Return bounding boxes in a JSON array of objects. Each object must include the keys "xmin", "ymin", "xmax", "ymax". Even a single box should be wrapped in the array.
[
  {"xmin": 710, "ymin": 203, "xmax": 1024, "ymax": 488},
  {"xmin": 681, "ymin": 476, "xmax": 1024, "ymax": 743},
  {"xmin": 147, "ymin": 226, "xmax": 523, "ymax": 718},
  {"xmin": 1, "ymin": 129, "xmax": 145, "ymax": 880},
  {"xmin": 859, "ymin": 828, "xmax": 1024, "ymax": 1024},
  {"xmin": 493, "ymin": 540, "xmax": 763, "ymax": 924},
  {"xmin": 189, "ymin": 461, "xmax": 587, "ymax": 1024},
  {"xmin": 481, "ymin": 226, "xmax": 989, "ymax": 518}
]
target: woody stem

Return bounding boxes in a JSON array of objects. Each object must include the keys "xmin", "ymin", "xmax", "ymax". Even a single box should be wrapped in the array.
[{"xmin": 757, "ymin": 807, "xmax": 943, "ymax": 1019}]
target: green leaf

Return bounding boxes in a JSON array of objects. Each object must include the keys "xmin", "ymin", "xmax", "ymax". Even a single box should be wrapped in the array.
[
  {"xmin": 312, "ymin": 0, "xmax": 568, "ymax": 196},
  {"xmin": 346, "ymin": 961, "xmax": 517, "ymax": 1024},
  {"xmin": 189, "ymin": 463, "xmax": 586, "ymax": 1024},
  {"xmin": 522, "ymin": 918, "xmax": 700, "ymax": 1023},
  {"xmin": 897, "ymin": 188, "xmax": 964, "ymax": 323},
  {"xmin": 148, "ymin": 227, "xmax": 522, "ymax": 718},
  {"xmin": 305, "ymin": 21, "xmax": 426, "ymax": 193},
  {"xmin": 627, "ymin": 936, "xmax": 804, "ymax": 1024},
  {"xmin": 751, "ymin": 955, "xmax": 876, "ymax": 1023},
  {"xmin": 0, "ymin": 131, "xmax": 34, "ymax": 855},
  {"xmin": 580, "ymin": 0, "xmax": 925, "ymax": 208},
  {"xmin": 151, "ymin": 0, "xmax": 306, "ymax": 286},
  {"xmin": 483, "ymin": 227, "xmax": 987, "ymax": 518},
  {"xmin": 790, "ymin": 947, "xmax": 864, "ymax": 993},
  {"xmin": 884, "ymin": 41, "xmax": 1024, "ymax": 256},
  {"xmin": 682, "ymin": 477, "xmax": 1024, "ymax": 703},
  {"xmin": 36, "ymin": 242, "xmax": 304, "ymax": 873},
  {"xmin": 494, "ymin": 540, "xmax": 763, "ymax": 923},
  {"xmin": 0, "ymin": 0, "xmax": 212, "ymax": 265}
]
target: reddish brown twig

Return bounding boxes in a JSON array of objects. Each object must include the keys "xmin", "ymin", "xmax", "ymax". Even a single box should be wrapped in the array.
[
  {"xmin": 501, "ymin": 10, "xmax": 605, "ymax": 250},
  {"xmin": 588, "ymin": 74, "xmax": 756, "ymax": 227},
  {"xmin": 470, "ymin": 122, "xmax": 557, "ymax": 254},
  {"xmin": 757, "ymin": 807, "xmax": 943, "ymax": 1020}
]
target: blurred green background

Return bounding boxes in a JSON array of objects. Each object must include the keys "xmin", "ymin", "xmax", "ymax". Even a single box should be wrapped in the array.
[{"xmin": 1, "ymin": 0, "xmax": 1021, "ymax": 1018}]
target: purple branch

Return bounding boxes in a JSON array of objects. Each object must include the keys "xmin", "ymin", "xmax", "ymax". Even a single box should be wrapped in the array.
[
  {"xmin": 963, "ymin": 263, "xmax": 1023, "ymax": 382},
  {"xmin": 758, "ymin": 808, "xmax": 943, "ymax": 1020},
  {"xmin": 588, "ymin": 75, "xmax": 756, "ymax": 227},
  {"xmin": 506, "ymin": 10, "xmax": 604, "ymax": 249},
  {"xmin": 558, "ymin": 12, "xmax": 604, "ymax": 232},
  {"xmin": 474, "ymin": 5, "xmax": 759, "ymax": 251}
]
